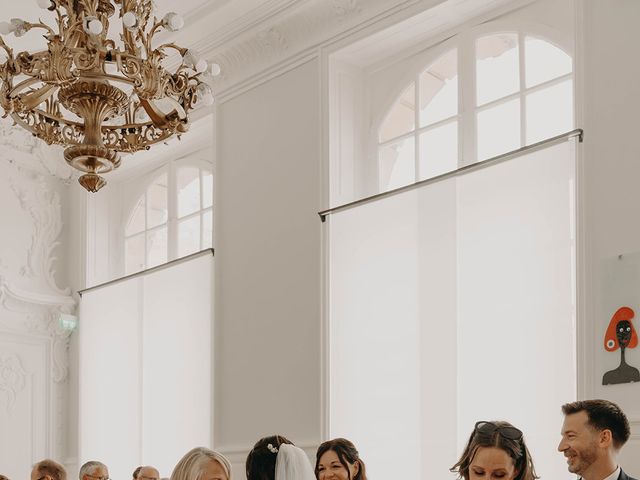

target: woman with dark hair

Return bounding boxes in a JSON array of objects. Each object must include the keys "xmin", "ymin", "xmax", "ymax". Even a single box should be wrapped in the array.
[
  {"xmin": 246, "ymin": 434, "xmax": 315, "ymax": 480},
  {"xmin": 451, "ymin": 421, "xmax": 538, "ymax": 480},
  {"xmin": 315, "ymin": 438, "xmax": 367, "ymax": 480}
]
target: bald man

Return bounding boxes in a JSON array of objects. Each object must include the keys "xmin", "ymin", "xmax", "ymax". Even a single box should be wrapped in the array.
[{"xmin": 137, "ymin": 466, "xmax": 159, "ymax": 480}]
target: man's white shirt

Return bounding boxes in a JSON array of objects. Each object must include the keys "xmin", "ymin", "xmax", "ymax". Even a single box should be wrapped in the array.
[{"xmin": 603, "ymin": 466, "xmax": 622, "ymax": 480}]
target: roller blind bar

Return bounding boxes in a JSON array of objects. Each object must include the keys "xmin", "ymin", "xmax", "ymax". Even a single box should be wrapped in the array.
[
  {"xmin": 78, "ymin": 248, "xmax": 214, "ymax": 296},
  {"xmin": 318, "ymin": 128, "xmax": 583, "ymax": 222}
]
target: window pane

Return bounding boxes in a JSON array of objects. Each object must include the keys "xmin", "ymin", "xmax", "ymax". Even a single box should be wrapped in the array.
[
  {"xmin": 477, "ymin": 99, "xmax": 520, "ymax": 161},
  {"xmin": 379, "ymin": 83, "xmax": 415, "ymax": 143},
  {"xmin": 202, "ymin": 170, "xmax": 213, "ymax": 209},
  {"xmin": 178, "ymin": 216, "xmax": 201, "ymax": 257},
  {"xmin": 125, "ymin": 233, "xmax": 145, "ymax": 275},
  {"xmin": 177, "ymin": 166, "xmax": 200, "ymax": 218},
  {"xmin": 418, "ymin": 121, "xmax": 458, "ymax": 180},
  {"xmin": 202, "ymin": 210, "xmax": 213, "ymax": 249},
  {"xmin": 419, "ymin": 49, "xmax": 458, "ymax": 127},
  {"xmin": 147, "ymin": 227, "xmax": 167, "ymax": 268},
  {"xmin": 125, "ymin": 197, "xmax": 145, "ymax": 236},
  {"xmin": 526, "ymin": 80, "xmax": 573, "ymax": 144},
  {"xmin": 525, "ymin": 37, "xmax": 572, "ymax": 88},
  {"xmin": 379, "ymin": 137, "xmax": 415, "ymax": 192},
  {"xmin": 476, "ymin": 34, "xmax": 519, "ymax": 106},
  {"xmin": 147, "ymin": 173, "xmax": 168, "ymax": 228}
]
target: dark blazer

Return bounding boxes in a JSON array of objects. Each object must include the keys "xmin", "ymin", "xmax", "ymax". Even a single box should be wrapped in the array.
[{"xmin": 620, "ymin": 469, "xmax": 638, "ymax": 480}]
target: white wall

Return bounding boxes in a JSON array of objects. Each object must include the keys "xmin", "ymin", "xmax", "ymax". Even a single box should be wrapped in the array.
[
  {"xmin": 0, "ymin": 140, "xmax": 76, "ymax": 479},
  {"xmin": 214, "ymin": 60, "xmax": 322, "ymax": 475},
  {"xmin": 580, "ymin": 0, "xmax": 640, "ymax": 475},
  {"xmin": 56, "ymin": 1, "xmax": 640, "ymax": 479}
]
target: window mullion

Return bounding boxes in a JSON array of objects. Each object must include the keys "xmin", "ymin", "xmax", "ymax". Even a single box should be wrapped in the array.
[
  {"xmin": 460, "ymin": 33, "xmax": 476, "ymax": 166},
  {"xmin": 519, "ymin": 31, "xmax": 526, "ymax": 147},
  {"xmin": 144, "ymin": 191, "xmax": 148, "ymax": 269},
  {"xmin": 168, "ymin": 162, "xmax": 178, "ymax": 261},
  {"xmin": 414, "ymin": 76, "xmax": 419, "ymax": 182}
]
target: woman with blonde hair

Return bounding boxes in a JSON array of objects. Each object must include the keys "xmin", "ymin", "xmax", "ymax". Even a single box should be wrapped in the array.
[{"xmin": 171, "ymin": 447, "xmax": 232, "ymax": 480}]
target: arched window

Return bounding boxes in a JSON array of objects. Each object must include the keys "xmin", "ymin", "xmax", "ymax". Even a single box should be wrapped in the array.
[
  {"xmin": 124, "ymin": 161, "xmax": 213, "ymax": 275},
  {"xmin": 378, "ymin": 30, "xmax": 573, "ymax": 192}
]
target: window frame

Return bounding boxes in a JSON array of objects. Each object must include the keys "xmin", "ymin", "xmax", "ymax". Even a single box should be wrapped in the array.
[
  {"xmin": 375, "ymin": 23, "xmax": 574, "ymax": 190},
  {"xmin": 122, "ymin": 155, "xmax": 214, "ymax": 275}
]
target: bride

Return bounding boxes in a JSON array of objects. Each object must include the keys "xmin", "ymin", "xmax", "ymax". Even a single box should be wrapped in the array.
[{"xmin": 246, "ymin": 435, "xmax": 315, "ymax": 480}]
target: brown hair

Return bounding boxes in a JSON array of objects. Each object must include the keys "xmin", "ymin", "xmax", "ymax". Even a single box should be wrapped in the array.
[
  {"xmin": 562, "ymin": 399, "xmax": 630, "ymax": 449},
  {"xmin": 33, "ymin": 459, "xmax": 67, "ymax": 480},
  {"xmin": 246, "ymin": 435, "xmax": 293, "ymax": 480},
  {"xmin": 450, "ymin": 421, "xmax": 538, "ymax": 480},
  {"xmin": 315, "ymin": 438, "xmax": 367, "ymax": 480}
]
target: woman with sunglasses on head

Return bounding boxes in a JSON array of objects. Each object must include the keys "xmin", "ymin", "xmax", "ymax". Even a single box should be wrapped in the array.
[
  {"xmin": 315, "ymin": 438, "xmax": 367, "ymax": 480},
  {"xmin": 451, "ymin": 421, "xmax": 538, "ymax": 480}
]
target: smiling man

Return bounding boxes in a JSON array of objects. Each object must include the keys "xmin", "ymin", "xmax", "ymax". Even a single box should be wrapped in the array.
[{"xmin": 558, "ymin": 399, "xmax": 637, "ymax": 480}]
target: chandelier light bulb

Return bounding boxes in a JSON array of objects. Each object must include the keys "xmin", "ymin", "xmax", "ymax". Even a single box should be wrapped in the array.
[
  {"xmin": 183, "ymin": 49, "xmax": 200, "ymax": 68},
  {"xmin": 122, "ymin": 11, "xmax": 138, "ymax": 29},
  {"xmin": 36, "ymin": 0, "xmax": 52, "ymax": 8},
  {"xmin": 209, "ymin": 63, "xmax": 221, "ymax": 77},
  {"xmin": 0, "ymin": 21, "xmax": 14, "ymax": 35},
  {"xmin": 84, "ymin": 17, "xmax": 103, "ymax": 35},
  {"xmin": 195, "ymin": 59, "xmax": 208, "ymax": 73},
  {"xmin": 163, "ymin": 12, "xmax": 184, "ymax": 32},
  {"xmin": 11, "ymin": 18, "xmax": 28, "ymax": 37},
  {"xmin": 197, "ymin": 83, "xmax": 214, "ymax": 107}
]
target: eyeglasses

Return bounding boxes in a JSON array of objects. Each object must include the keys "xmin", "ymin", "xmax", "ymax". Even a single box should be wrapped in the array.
[
  {"xmin": 474, "ymin": 421, "xmax": 523, "ymax": 440},
  {"xmin": 86, "ymin": 474, "xmax": 110, "ymax": 480}
]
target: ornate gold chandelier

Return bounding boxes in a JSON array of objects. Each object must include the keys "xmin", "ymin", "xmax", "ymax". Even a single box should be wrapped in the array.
[{"xmin": 0, "ymin": 0, "xmax": 219, "ymax": 192}]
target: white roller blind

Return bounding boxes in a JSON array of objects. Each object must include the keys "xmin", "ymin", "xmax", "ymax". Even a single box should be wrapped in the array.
[
  {"xmin": 79, "ymin": 252, "xmax": 213, "ymax": 479},
  {"xmin": 329, "ymin": 140, "xmax": 576, "ymax": 479}
]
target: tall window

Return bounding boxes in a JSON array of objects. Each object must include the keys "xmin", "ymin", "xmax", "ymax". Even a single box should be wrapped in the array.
[
  {"xmin": 378, "ymin": 31, "xmax": 573, "ymax": 191},
  {"xmin": 124, "ymin": 161, "xmax": 213, "ymax": 274}
]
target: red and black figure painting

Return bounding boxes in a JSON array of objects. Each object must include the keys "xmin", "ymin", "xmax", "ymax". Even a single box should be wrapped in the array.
[{"xmin": 602, "ymin": 306, "xmax": 640, "ymax": 385}]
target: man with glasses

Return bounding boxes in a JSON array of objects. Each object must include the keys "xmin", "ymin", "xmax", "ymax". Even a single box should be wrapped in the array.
[
  {"xmin": 79, "ymin": 461, "xmax": 109, "ymax": 480},
  {"xmin": 31, "ymin": 459, "xmax": 67, "ymax": 480},
  {"xmin": 136, "ymin": 466, "xmax": 159, "ymax": 480},
  {"xmin": 558, "ymin": 399, "xmax": 637, "ymax": 480}
]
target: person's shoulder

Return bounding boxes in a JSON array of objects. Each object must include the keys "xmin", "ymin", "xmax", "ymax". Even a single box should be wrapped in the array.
[{"xmin": 619, "ymin": 469, "xmax": 638, "ymax": 480}]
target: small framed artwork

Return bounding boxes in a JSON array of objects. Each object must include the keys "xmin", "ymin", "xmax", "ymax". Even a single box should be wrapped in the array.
[{"xmin": 601, "ymin": 253, "xmax": 640, "ymax": 386}]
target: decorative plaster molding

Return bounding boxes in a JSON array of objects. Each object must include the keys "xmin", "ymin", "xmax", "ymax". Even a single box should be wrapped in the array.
[
  {"xmin": 195, "ymin": 0, "xmax": 407, "ymax": 95},
  {"xmin": 8, "ymin": 169, "xmax": 72, "ymax": 298},
  {"xmin": 0, "ymin": 283, "xmax": 74, "ymax": 383},
  {"xmin": 0, "ymin": 353, "xmax": 27, "ymax": 413},
  {"xmin": 0, "ymin": 117, "xmax": 76, "ymax": 181}
]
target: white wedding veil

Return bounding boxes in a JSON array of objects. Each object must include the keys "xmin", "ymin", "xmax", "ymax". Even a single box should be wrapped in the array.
[{"xmin": 274, "ymin": 443, "xmax": 316, "ymax": 480}]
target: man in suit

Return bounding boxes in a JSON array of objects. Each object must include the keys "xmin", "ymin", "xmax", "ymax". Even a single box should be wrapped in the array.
[
  {"xmin": 558, "ymin": 399, "xmax": 637, "ymax": 480},
  {"xmin": 31, "ymin": 459, "xmax": 67, "ymax": 480}
]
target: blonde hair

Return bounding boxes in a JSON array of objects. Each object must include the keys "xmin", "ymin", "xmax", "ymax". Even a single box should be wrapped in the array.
[{"xmin": 171, "ymin": 447, "xmax": 232, "ymax": 480}]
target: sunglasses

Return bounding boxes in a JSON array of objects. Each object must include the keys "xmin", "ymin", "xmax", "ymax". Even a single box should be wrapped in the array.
[{"xmin": 474, "ymin": 421, "xmax": 523, "ymax": 440}]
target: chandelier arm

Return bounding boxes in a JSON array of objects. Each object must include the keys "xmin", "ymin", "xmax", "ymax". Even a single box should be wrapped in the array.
[
  {"xmin": 143, "ymin": 18, "xmax": 164, "ymax": 55},
  {"xmin": 29, "ymin": 20, "xmax": 57, "ymax": 37},
  {"xmin": 139, "ymin": 97, "xmax": 173, "ymax": 128},
  {"xmin": 156, "ymin": 42, "xmax": 187, "ymax": 57},
  {"xmin": 17, "ymin": 84, "xmax": 56, "ymax": 111},
  {"xmin": 0, "ymin": 37, "xmax": 13, "ymax": 60}
]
